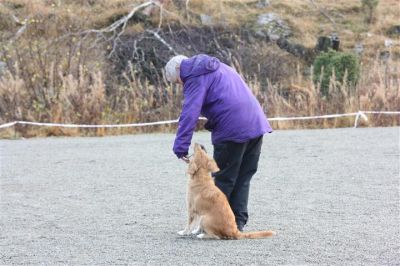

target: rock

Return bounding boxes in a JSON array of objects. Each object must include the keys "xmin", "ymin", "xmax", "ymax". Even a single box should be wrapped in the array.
[
  {"xmin": 255, "ymin": 13, "xmax": 292, "ymax": 41},
  {"xmin": 256, "ymin": 0, "xmax": 270, "ymax": 8},
  {"xmin": 0, "ymin": 61, "xmax": 7, "ymax": 76},
  {"xmin": 384, "ymin": 39, "xmax": 393, "ymax": 48},
  {"xmin": 142, "ymin": 0, "xmax": 169, "ymax": 16},
  {"xmin": 200, "ymin": 14, "xmax": 213, "ymax": 26},
  {"xmin": 380, "ymin": 51, "xmax": 390, "ymax": 61},
  {"xmin": 315, "ymin": 34, "xmax": 340, "ymax": 52},
  {"xmin": 354, "ymin": 43, "xmax": 364, "ymax": 55},
  {"xmin": 276, "ymin": 38, "xmax": 315, "ymax": 63},
  {"xmin": 331, "ymin": 33, "xmax": 340, "ymax": 51},
  {"xmin": 387, "ymin": 25, "xmax": 400, "ymax": 37},
  {"xmin": 315, "ymin": 36, "xmax": 332, "ymax": 52}
]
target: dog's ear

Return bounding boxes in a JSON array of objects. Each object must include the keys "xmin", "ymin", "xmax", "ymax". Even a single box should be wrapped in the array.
[
  {"xmin": 187, "ymin": 161, "xmax": 198, "ymax": 175},
  {"xmin": 207, "ymin": 159, "xmax": 220, "ymax": 173}
]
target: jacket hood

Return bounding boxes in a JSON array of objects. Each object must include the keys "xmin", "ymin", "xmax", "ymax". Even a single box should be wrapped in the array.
[{"xmin": 180, "ymin": 54, "xmax": 220, "ymax": 82}]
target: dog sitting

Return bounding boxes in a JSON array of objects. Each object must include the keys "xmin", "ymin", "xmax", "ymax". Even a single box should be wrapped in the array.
[{"xmin": 178, "ymin": 143, "xmax": 276, "ymax": 239}]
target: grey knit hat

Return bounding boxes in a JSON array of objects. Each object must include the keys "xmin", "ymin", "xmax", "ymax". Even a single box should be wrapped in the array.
[{"xmin": 165, "ymin": 55, "xmax": 188, "ymax": 83}]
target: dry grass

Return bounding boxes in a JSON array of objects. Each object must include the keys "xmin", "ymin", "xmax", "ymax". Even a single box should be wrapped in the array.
[
  {"xmin": 2, "ymin": 0, "xmax": 398, "ymax": 47},
  {"xmin": 0, "ymin": 0, "xmax": 399, "ymax": 138},
  {"xmin": 0, "ymin": 50, "xmax": 398, "ymax": 138}
]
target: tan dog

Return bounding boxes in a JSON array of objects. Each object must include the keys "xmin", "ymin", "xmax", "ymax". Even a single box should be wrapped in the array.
[{"xmin": 178, "ymin": 143, "xmax": 276, "ymax": 240}]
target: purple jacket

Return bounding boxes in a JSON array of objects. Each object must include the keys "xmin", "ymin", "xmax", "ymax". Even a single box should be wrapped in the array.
[{"xmin": 173, "ymin": 54, "xmax": 272, "ymax": 158}]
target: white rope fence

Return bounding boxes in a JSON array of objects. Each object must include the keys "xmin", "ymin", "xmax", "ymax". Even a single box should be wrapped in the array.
[{"xmin": 0, "ymin": 110, "xmax": 399, "ymax": 130}]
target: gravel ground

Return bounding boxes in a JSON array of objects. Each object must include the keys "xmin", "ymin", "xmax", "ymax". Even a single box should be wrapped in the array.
[{"xmin": 0, "ymin": 127, "xmax": 399, "ymax": 265}]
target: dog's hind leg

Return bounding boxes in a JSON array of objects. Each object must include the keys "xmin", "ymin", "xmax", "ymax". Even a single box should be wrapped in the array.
[
  {"xmin": 197, "ymin": 215, "xmax": 221, "ymax": 239},
  {"xmin": 196, "ymin": 233, "xmax": 220, "ymax": 240}
]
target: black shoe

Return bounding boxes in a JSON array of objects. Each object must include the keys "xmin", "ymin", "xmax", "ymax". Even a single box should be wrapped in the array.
[{"xmin": 237, "ymin": 224, "xmax": 244, "ymax": 232}]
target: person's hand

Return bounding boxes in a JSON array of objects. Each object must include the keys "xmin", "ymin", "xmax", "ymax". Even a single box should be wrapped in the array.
[{"xmin": 181, "ymin": 156, "xmax": 190, "ymax": 164}]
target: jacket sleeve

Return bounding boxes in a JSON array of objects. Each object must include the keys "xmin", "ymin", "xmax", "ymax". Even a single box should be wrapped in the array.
[{"xmin": 173, "ymin": 78, "xmax": 207, "ymax": 158}]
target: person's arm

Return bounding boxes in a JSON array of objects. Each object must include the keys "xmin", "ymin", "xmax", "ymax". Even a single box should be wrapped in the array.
[{"xmin": 173, "ymin": 77, "xmax": 207, "ymax": 158}]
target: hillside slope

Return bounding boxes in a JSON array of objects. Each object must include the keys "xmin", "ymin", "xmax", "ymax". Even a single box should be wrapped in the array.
[{"xmin": 0, "ymin": 0, "xmax": 399, "ymax": 137}]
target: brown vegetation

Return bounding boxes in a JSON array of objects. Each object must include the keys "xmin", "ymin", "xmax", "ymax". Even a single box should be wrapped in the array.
[{"xmin": 0, "ymin": 0, "xmax": 399, "ymax": 138}]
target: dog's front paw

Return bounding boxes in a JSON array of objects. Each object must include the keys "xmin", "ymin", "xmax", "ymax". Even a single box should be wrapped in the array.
[{"xmin": 177, "ymin": 229, "xmax": 190, "ymax": 236}]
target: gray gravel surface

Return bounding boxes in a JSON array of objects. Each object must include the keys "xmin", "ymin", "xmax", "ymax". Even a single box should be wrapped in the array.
[{"xmin": 1, "ymin": 127, "xmax": 399, "ymax": 265}]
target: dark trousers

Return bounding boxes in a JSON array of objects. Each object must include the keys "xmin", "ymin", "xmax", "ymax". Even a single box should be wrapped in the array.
[{"xmin": 213, "ymin": 136, "xmax": 263, "ymax": 228}]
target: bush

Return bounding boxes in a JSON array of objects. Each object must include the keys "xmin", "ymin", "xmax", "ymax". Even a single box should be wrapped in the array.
[{"xmin": 313, "ymin": 50, "xmax": 360, "ymax": 97}]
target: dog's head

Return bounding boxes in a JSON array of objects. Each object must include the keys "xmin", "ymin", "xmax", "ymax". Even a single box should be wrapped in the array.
[{"xmin": 187, "ymin": 143, "xmax": 220, "ymax": 176}]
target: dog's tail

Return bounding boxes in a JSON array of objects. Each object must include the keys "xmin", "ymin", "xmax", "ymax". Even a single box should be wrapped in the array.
[{"xmin": 235, "ymin": 230, "xmax": 276, "ymax": 239}]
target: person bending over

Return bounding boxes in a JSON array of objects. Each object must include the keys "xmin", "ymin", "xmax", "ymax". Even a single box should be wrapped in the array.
[{"xmin": 165, "ymin": 54, "xmax": 272, "ymax": 231}]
